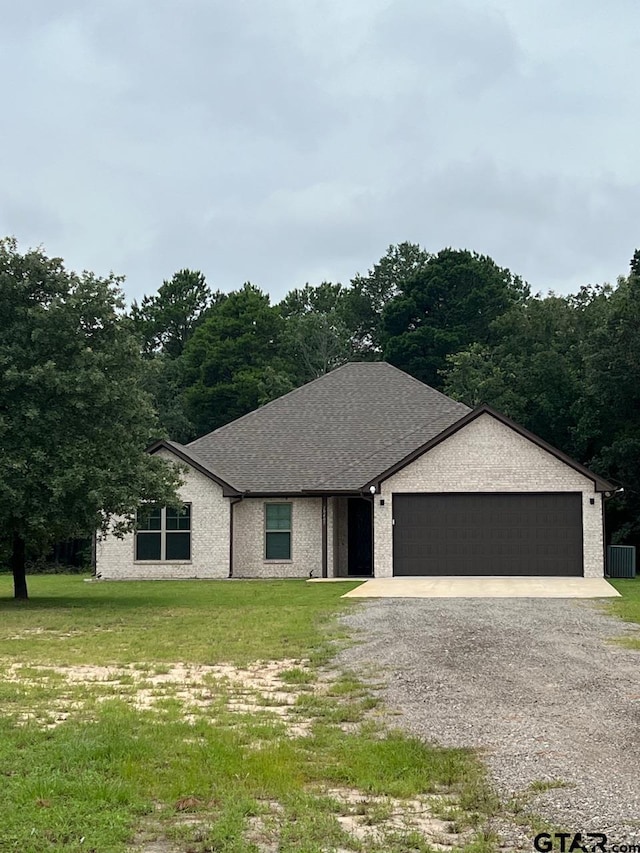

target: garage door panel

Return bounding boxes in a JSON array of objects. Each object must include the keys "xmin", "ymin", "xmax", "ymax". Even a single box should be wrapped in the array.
[{"xmin": 392, "ymin": 493, "xmax": 583, "ymax": 577}]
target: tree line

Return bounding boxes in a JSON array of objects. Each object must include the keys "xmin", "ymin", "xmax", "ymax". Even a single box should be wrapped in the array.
[
  {"xmin": 131, "ymin": 244, "xmax": 529, "ymax": 438},
  {"xmin": 1, "ymin": 237, "xmax": 639, "ymax": 598}
]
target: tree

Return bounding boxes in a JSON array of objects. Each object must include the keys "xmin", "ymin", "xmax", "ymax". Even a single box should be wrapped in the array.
[
  {"xmin": 443, "ymin": 295, "xmax": 587, "ymax": 455},
  {"xmin": 278, "ymin": 282, "xmax": 353, "ymax": 382},
  {"xmin": 0, "ymin": 239, "xmax": 182, "ymax": 599},
  {"xmin": 576, "ymin": 256, "xmax": 640, "ymax": 542},
  {"xmin": 443, "ymin": 342, "xmax": 519, "ymax": 407},
  {"xmin": 131, "ymin": 269, "xmax": 220, "ymax": 358},
  {"xmin": 140, "ymin": 356, "xmax": 195, "ymax": 444},
  {"xmin": 342, "ymin": 242, "xmax": 431, "ymax": 355},
  {"xmin": 284, "ymin": 313, "xmax": 353, "ymax": 382},
  {"xmin": 382, "ymin": 248, "xmax": 528, "ymax": 387},
  {"xmin": 279, "ymin": 281, "xmax": 344, "ymax": 318},
  {"xmin": 130, "ymin": 270, "xmax": 225, "ymax": 442},
  {"xmin": 180, "ymin": 283, "xmax": 293, "ymax": 435}
]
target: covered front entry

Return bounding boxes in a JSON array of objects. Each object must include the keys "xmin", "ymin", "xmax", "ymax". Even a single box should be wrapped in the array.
[{"xmin": 392, "ymin": 492, "xmax": 584, "ymax": 577}]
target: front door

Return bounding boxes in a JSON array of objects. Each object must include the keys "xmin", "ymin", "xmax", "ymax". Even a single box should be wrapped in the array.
[{"xmin": 348, "ymin": 497, "xmax": 372, "ymax": 575}]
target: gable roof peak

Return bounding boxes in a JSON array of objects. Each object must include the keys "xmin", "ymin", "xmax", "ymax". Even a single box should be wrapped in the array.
[{"xmin": 365, "ymin": 404, "xmax": 614, "ymax": 493}]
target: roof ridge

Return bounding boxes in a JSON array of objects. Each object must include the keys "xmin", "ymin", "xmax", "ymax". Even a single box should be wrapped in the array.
[
  {"xmin": 187, "ymin": 363, "xmax": 357, "ymax": 446},
  {"xmin": 382, "ymin": 361, "xmax": 469, "ymax": 408}
]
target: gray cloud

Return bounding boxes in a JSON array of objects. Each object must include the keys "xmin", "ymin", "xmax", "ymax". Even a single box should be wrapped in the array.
[{"xmin": 0, "ymin": 0, "xmax": 638, "ymax": 302}]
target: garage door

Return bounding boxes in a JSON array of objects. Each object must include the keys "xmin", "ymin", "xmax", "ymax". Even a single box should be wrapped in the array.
[{"xmin": 393, "ymin": 493, "xmax": 583, "ymax": 577}]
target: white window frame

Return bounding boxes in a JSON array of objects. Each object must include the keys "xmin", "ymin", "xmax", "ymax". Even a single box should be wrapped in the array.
[{"xmin": 134, "ymin": 504, "xmax": 192, "ymax": 563}]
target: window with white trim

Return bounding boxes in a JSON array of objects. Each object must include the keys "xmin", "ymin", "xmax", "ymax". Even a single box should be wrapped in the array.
[
  {"xmin": 265, "ymin": 503, "xmax": 291, "ymax": 560},
  {"xmin": 136, "ymin": 505, "xmax": 191, "ymax": 561}
]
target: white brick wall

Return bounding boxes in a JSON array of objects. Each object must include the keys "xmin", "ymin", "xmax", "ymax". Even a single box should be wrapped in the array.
[
  {"xmin": 373, "ymin": 413, "xmax": 604, "ymax": 578},
  {"xmin": 96, "ymin": 448, "xmax": 230, "ymax": 579},
  {"xmin": 232, "ymin": 497, "xmax": 323, "ymax": 578}
]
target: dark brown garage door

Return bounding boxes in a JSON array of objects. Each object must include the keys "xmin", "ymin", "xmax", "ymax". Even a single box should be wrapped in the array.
[{"xmin": 393, "ymin": 493, "xmax": 583, "ymax": 576}]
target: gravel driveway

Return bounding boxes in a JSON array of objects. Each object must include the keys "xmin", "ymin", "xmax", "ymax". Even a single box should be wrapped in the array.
[{"xmin": 337, "ymin": 597, "xmax": 640, "ymax": 845}]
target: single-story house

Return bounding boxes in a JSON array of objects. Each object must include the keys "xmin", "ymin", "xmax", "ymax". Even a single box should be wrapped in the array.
[{"xmin": 97, "ymin": 362, "xmax": 613, "ymax": 580}]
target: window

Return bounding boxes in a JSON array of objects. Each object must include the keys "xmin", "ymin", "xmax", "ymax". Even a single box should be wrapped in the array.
[
  {"xmin": 265, "ymin": 503, "xmax": 291, "ymax": 560},
  {"xmin": 136, "ymin": 505, "xmax": 191, "ymax": 561}
]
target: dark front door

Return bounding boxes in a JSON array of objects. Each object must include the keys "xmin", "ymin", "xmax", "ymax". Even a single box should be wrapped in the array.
[
  {"xmin": 348, "ymin": 498, "xmax": 373, "ymax": 576},
  {"xmin": 393, "ymin": 492, "xmax": 583, "ymax": 577}
]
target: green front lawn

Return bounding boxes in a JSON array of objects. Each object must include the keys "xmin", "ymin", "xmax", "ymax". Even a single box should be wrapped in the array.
[
  {"xmin": 0, "ymin": 577, "xmax": 496, "ymax": 853},
  {"xmin": 0, "ymin": 576, "xmax": 358, "ymax": 666},
  {"xmin": 607, "ymin": 577, "xmax": 640, "ymax": 648}
]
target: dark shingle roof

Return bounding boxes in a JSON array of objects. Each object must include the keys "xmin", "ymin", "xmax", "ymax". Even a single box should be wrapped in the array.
[{"xmin": 178, "ymin": 362, "xmax": 470, "ymax": 493}]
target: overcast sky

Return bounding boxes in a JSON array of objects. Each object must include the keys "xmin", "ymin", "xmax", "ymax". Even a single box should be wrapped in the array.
[{"xmin": 1, "ymin": 0, "xmax": 638, "ymax": 303}]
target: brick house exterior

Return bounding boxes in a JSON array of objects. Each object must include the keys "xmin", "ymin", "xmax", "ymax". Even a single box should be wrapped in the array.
[
  {"xmin": 96, "ymin": 363, "xmax": 612, "ymax": 581},
  {"xmin": 97, "ymin": 448, "xmax": 230, "ymax": 580}
]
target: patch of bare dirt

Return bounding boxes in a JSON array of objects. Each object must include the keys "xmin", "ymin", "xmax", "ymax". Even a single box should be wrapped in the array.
[
  {"xmin": 131, "ymin": 841, "xmax": 180, "ymax": 853},
  {"xmin": 328, "ymin": 787, "xmax": 467, "ymax": 850},
  {"xmin": 241, "ymin": 790, "xmax": 471, "ymax": 852},
  {"xmin": 6, "ymin": 627, "xmax": 109, "ymax": 640},
  {"xmin": 127, "ymin": 788, "xmax": 474, "ymax": 853},
  {"xmin": 4, "ymin": 659, "xmax": 317, "ymax": 732}
]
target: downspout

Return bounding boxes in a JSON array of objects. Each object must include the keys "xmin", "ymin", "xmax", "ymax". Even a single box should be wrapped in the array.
[
  {"xmin": 370, "ymin": 494, "xmax": 375, "ymax": 578},
  {"xmin": 321, "ymin": 496, "xmax": 328, "ymax": 578},
  {"xmin": 228, "ymin": 496, "xmax": 243, "ymax": 578}
]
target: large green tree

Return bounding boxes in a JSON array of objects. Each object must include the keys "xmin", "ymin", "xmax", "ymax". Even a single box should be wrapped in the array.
[
  {"xmin": 180, "ymin": 283, "xmax": 293, "ymax": 435},
  {"xmin": 131, "ymin": 269, "xmax": 225, "ymax": 441},
  {"xmin": 140, "ymin": 356, "xmax": 196, "ymax": 444},
  {"xmin": 0, "ymin": 239, "xmax": 181, "ymax": 599},
  {"xmin": 576, "ymin": 258, "xmax": 640, "ymax": 542},
  {"xmin": 382, "ymin": 248, "xmax": 528, "ymax": 387},
  {"xmin": 279, "ymin": 282, "xmax": 353, "ymax": 382},
  {"xmin": 443, "ymin": 294, "xmax": 587, "ymax": 455},
  {"xmin": 279, "ymin": 281, "xmax": 344, "ymax": 318},
  {"xmin": 342, "ymin": 242, "xmax": 431, "ymax": 355},
  {"xmin": 131, "ymin": 269, "xmax": 220, "ymax": 358}
]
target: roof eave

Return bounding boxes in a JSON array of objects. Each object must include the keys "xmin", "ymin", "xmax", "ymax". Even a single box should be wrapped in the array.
[
  {"xmin": 146, "ymin": 439, "xmax": 242, "ymax": 496},
  {"xmin": 240, "ymin": 489, "xmax": 365, "ymax": 498},
  {"xmin": 301, "ymin": 489, "xmax": 368, "ymax": 496},
  {"xmin": 363, "ymin": 404, "xmax": 615, "ymax": 493}
]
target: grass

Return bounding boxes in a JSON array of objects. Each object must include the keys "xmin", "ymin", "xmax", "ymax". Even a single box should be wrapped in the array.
[
  {"xmin": 0, "ymin": 575, "xmax": 497, "ymax": 853},
  {"xmin": 606, "ymin": 578, "xmax": 640, "ymax": 648},
  {"xmin": 0, "ymin": 575, "xmax": 359, "ymax": 666}
]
